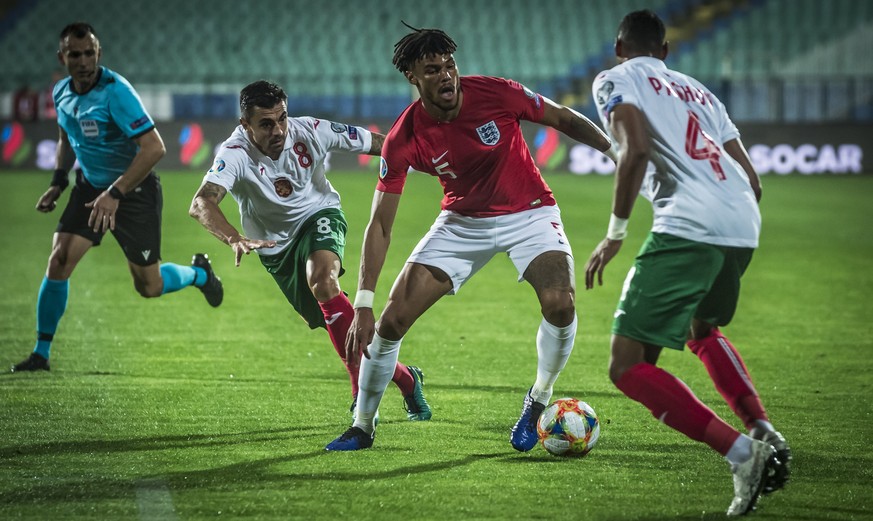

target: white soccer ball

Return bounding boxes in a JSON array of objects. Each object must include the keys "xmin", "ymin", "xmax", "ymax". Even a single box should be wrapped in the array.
[{"xmin": 536, "ymin": 397, "xmax": 600, "ymax": 457}]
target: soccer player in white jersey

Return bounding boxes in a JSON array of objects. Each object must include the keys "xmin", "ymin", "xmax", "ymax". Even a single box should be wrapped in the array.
[
  {"xmin": 584, "ymin": 10, "xmax": 790, "ymax": 517},
  {"xmin": 189, "ymin": 81, "xmax": 431, "ymax": 420}
]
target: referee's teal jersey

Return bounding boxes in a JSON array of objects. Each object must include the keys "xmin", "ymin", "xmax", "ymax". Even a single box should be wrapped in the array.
[{"xmin": 53, "ymin": 66, "xmax": 155, "ymax": 189}]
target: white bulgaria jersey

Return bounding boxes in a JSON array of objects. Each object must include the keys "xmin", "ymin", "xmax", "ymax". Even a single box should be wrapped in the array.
[
  {"xmin": 205, "ymin": 118, "xmax": 372, "ymax": 255},
  {"xmin": 593, "ymin": 57, "xmax": 760, "ymax": 248}
]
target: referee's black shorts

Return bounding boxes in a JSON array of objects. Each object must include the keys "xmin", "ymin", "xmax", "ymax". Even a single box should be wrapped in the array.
[{"xmin": 57, "ymin": 170, "xmax": 163, "ymax": 266}]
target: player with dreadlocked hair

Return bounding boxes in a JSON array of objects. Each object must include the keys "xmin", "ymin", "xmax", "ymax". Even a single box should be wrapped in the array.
[
  {"xmin": 327, "ymin": 23, "xmax": 619, "ymax": 452},
  {"xmin": 391, "ymin": 23, "xmax": 457, "ymax": 73}
]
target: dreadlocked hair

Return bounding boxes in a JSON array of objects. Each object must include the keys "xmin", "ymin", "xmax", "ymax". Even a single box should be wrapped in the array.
[{"xmin": 392, "ymin": 21, "xmax": 457, "ymax": 73}]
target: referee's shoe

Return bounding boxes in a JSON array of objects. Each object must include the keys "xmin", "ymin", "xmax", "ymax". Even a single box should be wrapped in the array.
[
  {"xmin": 192, "ymin": 253, "xmax": 223, "ymax": 307},
  {"xmin": 11, "ymin": 353, "xmax": 50, "ymax": 373}
]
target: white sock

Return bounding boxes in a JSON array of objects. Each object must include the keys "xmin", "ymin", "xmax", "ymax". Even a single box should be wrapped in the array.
[
  {"xmin": 754, "ymin": 420, "xmax": 775, "ymax": 433},
  {"xmin": 352, "ymin": 333, "xmax": 402, "ymax": 434},
  {"xmin": 530, "ymin": 315, "xmax": 577, "ymax": 404},
  {"xmin": 726, "ymin": 434, "xmax": 754, "ymax": 466}
]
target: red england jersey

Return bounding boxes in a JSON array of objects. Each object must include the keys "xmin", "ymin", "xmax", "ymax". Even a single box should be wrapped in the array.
[{"xmin": 377, "ymin": 75, "xmax": 555, "ymax": 217}]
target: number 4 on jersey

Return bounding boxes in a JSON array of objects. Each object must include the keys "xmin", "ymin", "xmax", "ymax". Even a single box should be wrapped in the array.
[{"xmin": 685, "ymin": 110, "xmax": 725, "ymax": 180}]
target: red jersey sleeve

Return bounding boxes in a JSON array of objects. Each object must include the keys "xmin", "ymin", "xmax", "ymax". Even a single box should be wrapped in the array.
[
  {"xmin": 502, "ymin": 78, "xmax": 546, "ymax": 123},
  {"xmin": 375, "ymin": 104, "xmax": 415, "ymax": 194}
]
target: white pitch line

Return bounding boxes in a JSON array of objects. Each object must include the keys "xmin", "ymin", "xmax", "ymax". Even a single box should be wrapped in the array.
[{"xmin": 135, "ymin": 479, "xmax": 179, "ymax": 521}]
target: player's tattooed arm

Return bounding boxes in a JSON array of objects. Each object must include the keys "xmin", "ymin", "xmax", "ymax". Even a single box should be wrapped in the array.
[
  {"xmin": 367, "ymin": 132, "xmax": 386, "ymax": 156},
  {"xmin": 540, "ymin": 97, "xmax": 612, "ymax": 153},
  {"xmin": 196, "ymin": 181, "xmax": 227, "ymax": 205},
  {"xmin": 189, "ymin": 181, "xmax": 238, "ymax": 244},
  {"xmin": 189, "ymin": 181, "xmax": 277, "ymax": 265}
]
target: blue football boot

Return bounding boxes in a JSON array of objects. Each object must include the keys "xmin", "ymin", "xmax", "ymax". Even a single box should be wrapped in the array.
[
  {"xmin": 325, "ymin": 426, "xmax": 374, "ymax": 451},
  {"xmin": 510, "ymin": 388, "xmax": 546, "ymax": 452}
]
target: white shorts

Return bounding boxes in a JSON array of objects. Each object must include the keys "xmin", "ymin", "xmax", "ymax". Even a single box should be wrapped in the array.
[{"xmin": 407, "ymin": 205, "xmax": 573, "ymax": 294}]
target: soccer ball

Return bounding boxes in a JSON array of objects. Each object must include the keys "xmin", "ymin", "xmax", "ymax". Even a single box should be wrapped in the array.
[{"xmin": 537, "ymin": 397, "xmax": 600, "ymax": 457}]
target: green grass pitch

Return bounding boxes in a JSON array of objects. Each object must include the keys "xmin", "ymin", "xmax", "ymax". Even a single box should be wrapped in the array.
[{"xmin": 1, "ymin": 170, "xmax": 871, "ymax": 520}]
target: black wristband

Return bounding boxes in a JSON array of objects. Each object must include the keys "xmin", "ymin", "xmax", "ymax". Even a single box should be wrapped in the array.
[
  {"xmin": 51, "ymin": 169, "xmax": 69, "ymax": 190},
  {"xmin": 108, "ymin": 185, "xmax": 125, "ymax": 200}
]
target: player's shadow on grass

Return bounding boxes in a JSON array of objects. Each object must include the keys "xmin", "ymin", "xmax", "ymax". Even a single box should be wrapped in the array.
[
  {"xmin": 0, "ymin": 426, "xmax": 320, "ymax": 460},
  {"xmin": 0, "ymin": 442, "xmax": 512, "ymax": 506},
  {"xmin": 611, "ymin": 514, "xmax": 742, "ymax": 521},
  {"xmin": 430, "ymin": 380, "xmax": 616, "ymax": 400},
  {"xmin": 4, "ymin": 440, "xmax": 865, "ymax": 521},
  {"xmin": 501, "ymin": 442, "xmax": 703, "ymax": 465},
  {"xmin": 611, "ymin": 504, "xmax": 862, "ymax": 521}
]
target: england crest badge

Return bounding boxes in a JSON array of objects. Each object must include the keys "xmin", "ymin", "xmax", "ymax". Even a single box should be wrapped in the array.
[{"xmin": 476, "ymin": 120, "xmax": 500, "ymax": 146}]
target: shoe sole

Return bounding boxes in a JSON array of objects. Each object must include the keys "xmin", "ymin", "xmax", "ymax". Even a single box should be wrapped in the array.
[
  {"xmin": 11, "ymin": 364, "xmax": 50, "ymax": 372},
  {"xmin": 757, "ymin": 431, "xmax": 791, "ymax": 495},
  {"xmin": 325, "ymin": 442, "xmax": 372, "ymax": 451},
  {"xmin": 763, "ymin": 449, "xmax": 791, "ymax": 494},
  {"xmin": 510, "ymin": 440, "xmax": 537, "ymax": 452}
]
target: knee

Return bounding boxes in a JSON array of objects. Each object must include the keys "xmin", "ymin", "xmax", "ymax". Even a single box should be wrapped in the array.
[
  {"xmin": 689, "ymin": 320, "xmax": 715, "ymax": 342},
  {"xmin": 310, "ymin": 279, "xmax": 341, "ymax": 302},
  {"xmin": 608, "ymin": 336, "xmax": 648, "ymax": 385},
  {"xmin": 47, "ymin": 251, "xmax": 73, "ymax": 279},
  {"xmin": 608, "ymin": 359, "xmax": 631, "ymax": 386},
  {"xmin": 309, "ymin": 271, "xmax": 341, "ymax": 303},
  {"xmin": 540, "ymin": 290, "xmax": 576, "ymax": 327},
  {"xmin": 48, "ymin": 251, "xmax": 66, "ymax": 270},
  {"xmin": 135, "ymin": 280, "xmax": 163, "ymax": 299},
  {"xmin": 376, "ymin": 311, "xmax": 411, "ymax": 341}
]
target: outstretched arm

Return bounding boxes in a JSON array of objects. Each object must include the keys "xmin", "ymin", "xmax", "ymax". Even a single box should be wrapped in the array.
[
  {"xmin": 189, "ymin": 180, "xmax": 276, "ymax": 266},
  {"xmin": 346, "ymin": 190, "xmax": 401, "ymax": 360},
  {"xmin": 584, "ymin": 103, "xmax": 650, "ymax": 289},
  {"xmin": 539, "ymin": 97, "xmax": 617, "ymax": 161}
]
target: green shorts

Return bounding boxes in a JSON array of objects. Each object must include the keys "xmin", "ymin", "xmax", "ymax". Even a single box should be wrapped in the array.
[
  {"xmin": 612, "ymin": 232, "xmax": 754, "ymax": 350},
  {"xmin": 259, "ymin": 208, "xmax": 348, "ymax": 329}
]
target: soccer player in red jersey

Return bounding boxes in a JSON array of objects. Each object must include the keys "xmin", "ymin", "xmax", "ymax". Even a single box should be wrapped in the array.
[{"xmin": 326, "ymin": 25, "xmax": 617, "ymax": 451}]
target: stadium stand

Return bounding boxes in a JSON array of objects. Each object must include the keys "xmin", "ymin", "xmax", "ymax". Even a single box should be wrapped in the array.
[
  {"xmin": 670, "ymin": 0, "xmax": 873, "ymax": 79},
  {"xmin": 685, "ymin": 0, "xmax": 872, "ymax": 121},
  {"xmin": 0, "ymin": 0, "xmax": 870, "ymax": 122}
]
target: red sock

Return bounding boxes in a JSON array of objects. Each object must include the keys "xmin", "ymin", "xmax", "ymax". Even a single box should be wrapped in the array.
[
  {"xmin": 687, "ymin": 329, "xmax": 769, "ymax": 430},
  {"xmin": 616, "ymin": 363, "xmax": 740, "ymax": 455},
  {"xmin": 319, "ymin": 293, "xmax": 359, "ymax": 397},
  {"xmin": 392, "ymin": 363, "xmax": 414, "ymax": 395}
]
